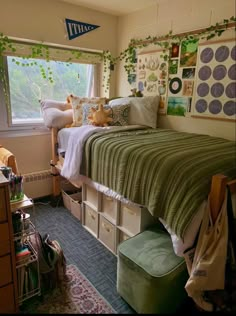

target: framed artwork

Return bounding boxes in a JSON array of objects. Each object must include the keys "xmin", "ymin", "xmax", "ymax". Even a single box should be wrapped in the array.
[
  {"xmin": 137, "ymin": 50, "xmax": 168, "ymax": 114},
  {"xmin": 180, "ymin": 40, "xmax": 199, "ymax": 67},
  {"xmin": 171, "ymin": 43, "xmax": 180, "ymax": 58},
  {"xmin": 167, "ymin": 43, "xmax": 196, "ymax": 114},
  {"xmin": 182, "ymin": 80, "xmax": 194, "ymax": 96},
  {"xmin": 167, "ymin": 97, "xmax": 190, "ymax": 116},
  {"xmin": 192, "ymin": 39, "xmax": 236, "ymax": 120},
  {"xmin": 182, "ymin": 68, "xmax": 195, "ymax": 79},
  {"xmin": 169, "ymin": 59, "xmax": 179, "ymax": 75}
]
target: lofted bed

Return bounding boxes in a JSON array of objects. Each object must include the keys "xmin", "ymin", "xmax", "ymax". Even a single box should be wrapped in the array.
[{"xmin": 48, "ymin": 120, "xmax": 236, "ymax": 257}]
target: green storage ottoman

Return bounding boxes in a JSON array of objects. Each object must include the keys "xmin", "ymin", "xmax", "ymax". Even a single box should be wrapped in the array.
[{"xmin": 117, "ymin": 226, "xmax": 189, "ymax": 314}]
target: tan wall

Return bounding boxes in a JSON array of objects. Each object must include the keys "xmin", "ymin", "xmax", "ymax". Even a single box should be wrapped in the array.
[
  {"xmin": 0, "ymin": 0, "xmax": 117, "ymax": 53},
  {"xmin": 0, "ymin": 134, "xmax": 51, "ymax": 174},
  {"xmin": 0, "ymin": 0, "xmax": 118, "ymax": 197},
  {"xmin": 116, "ymin": 0, "xmax": 236, "ymax": 140},
  {"xmin": 0, "ymin": 133, "xmax": 53, "ymax": 197},
  {"xmin": 0, "ymin": 0, "xmax": 118, "ymax": 97}
]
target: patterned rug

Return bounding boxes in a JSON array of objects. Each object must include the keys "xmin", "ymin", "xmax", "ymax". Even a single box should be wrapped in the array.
[{"xmin": 22, "ymin": 264, "xmax": 116, "ymax": 314}]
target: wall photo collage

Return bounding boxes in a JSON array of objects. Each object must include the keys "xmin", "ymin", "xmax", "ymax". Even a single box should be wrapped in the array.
[{"xmin": 134, "ymin": 38, "xmax": 236, "ymax": 121}]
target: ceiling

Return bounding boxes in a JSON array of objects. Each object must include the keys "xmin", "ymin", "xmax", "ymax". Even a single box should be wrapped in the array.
[{"xmin": 58, "ymin": 0, "xmax": 160, "ymax": 16}]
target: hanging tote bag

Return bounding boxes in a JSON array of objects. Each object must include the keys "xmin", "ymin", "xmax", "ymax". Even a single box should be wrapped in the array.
[{"xmin": 184, "ymin": 191, "xmax": 228, "ymax": 312}]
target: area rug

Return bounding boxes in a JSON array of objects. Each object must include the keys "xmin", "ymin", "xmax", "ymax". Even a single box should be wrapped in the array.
[{"xmin": 22, "ymin": 264, "xmax": 116, "ymax": 314}]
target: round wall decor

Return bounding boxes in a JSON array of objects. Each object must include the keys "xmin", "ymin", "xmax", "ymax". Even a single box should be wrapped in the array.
[{"xmin": 169, "ymin": 77, "xmax": 182, "ymax": 94}]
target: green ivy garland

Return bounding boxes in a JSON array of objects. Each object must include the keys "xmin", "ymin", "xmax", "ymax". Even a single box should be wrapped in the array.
[
  {"xmin": 0, "ymin": 35, "xmax": 90, "ymax": 104},
  {"xmin": 0, "ymin": 16, "xmax": 235, "ymax": 99},
  {"xmin": 102, "ymin": 16, "xmax": 236, "ymax": 91}
]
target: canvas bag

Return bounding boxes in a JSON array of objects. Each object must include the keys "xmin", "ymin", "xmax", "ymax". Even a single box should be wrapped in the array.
[
  {"xmin": 30, "ymin": 232, "xmax": 66, "ymax": 291},
  {"xmin": 184, "ymin": 191, "xmax": 228, "ymax": 312}
]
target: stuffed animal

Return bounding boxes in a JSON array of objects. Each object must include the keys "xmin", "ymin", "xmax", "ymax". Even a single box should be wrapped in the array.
[
  {"xmin": 129, "ymin": 88, "xmax": 143, "ymax": 97},
  {"xmin": 88, "ymin": 104, "xmax": 113, "ymax": 127},
  {"xmin": 66, "ymin": 95, "xmax": 73, "ymax": 110}
]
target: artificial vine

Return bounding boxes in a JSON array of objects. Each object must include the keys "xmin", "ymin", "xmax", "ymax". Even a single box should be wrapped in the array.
[
  {"xmin": 0, "ymin": 16, "xmax": 235, "ymax": 98},
  {"xmin": 102, "ymin": 15, "xmax": 236, "ymax": 90},
  {"xmin": 0, "ymin": 34, "xmax": 95, "ymax": 104}
]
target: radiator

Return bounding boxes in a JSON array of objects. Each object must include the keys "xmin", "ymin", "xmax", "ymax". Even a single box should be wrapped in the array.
[
  {"xmin": 23, "ymin": 170, "xmax": 53, "ymax": 199},
  {"xmin": 23, "ymin": 170, "xmax": 52, "ymax": 183}
]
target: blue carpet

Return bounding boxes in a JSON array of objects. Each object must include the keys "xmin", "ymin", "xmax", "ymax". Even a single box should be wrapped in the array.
[{"xmin": 28, "ymin": 198, "xmax": 135, "ymax": 314}]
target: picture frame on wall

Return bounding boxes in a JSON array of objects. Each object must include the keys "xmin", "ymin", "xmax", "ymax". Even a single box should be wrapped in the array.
[
  {"xmin": 180, "ymin": 39, "xmax": 199, "ymax": 67},
  {"xmin": 171, "ymin": 43, "xmax": 180, "ymax": 58},
  {"xmin": 167, "ymin": 97, "xmax": 190, "ymax": 116}
]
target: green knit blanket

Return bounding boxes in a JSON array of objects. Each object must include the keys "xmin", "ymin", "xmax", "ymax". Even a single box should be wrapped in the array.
[{"xmin": 83, "ymin": 127, "xmax": 236, "ymax": 238}]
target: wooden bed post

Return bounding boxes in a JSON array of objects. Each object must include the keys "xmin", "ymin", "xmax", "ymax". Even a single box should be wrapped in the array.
[
  {"xmin": 209, "ymin": 174, "xmax": 236, "ymax": 224},
  {"xmin": 51, "ymin": 127, "xmax": 61, "ymax": 199},
  {"xmin": 209, "ymin": 174, "xmax": 228, "ymax": 224}
]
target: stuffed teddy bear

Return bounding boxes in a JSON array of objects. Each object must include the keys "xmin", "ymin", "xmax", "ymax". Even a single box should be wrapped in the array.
[
  {"xmin": 129, "ymin": 88, "xmax": 143, "ymax": 97},
  {"xmin": 88, "ymin": 104, "xmax": 113, "ymax": 127}
]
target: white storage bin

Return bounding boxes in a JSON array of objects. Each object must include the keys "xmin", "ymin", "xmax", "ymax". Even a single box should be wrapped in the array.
[
  {"xmin": 83, "ymin": 203, "xmax": 98, "ymax": 237},
  {"xmin": 119, "ymin": 203, "xmax": 155, "ymax": 235},
  {"xmin": 83, "ymin": 184, "xmax": 101, "ymax": 210},
  {"xmin": 62, "ymin": 190, "xmax": 82, "ymax": 215},
  {"xmin": 62, "ymin": 190, "xmax": 71, "ymax": 211},
  {"xmin": 99, "ymin": 215, "xmax": 116, "ymax": 254},
  {"xmin": 118, "ymin": 229, "xmax": 130, "ymax": 244},
  {"xmin": 101, "ymin": 194, "xmax": 119, "ymax": 224},
  {"xmin": 70, "ymin": 192, "xmax": 82, "ymax": 221}
]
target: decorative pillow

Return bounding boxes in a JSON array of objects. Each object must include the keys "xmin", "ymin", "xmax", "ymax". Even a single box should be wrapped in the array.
[
  {"xmin": 82, "ymin": 103, "xmax": 130, "ymax": 126},
  {"xmin": 109, "ymin": 103, "xmax": 130, "ymax": 126},
  {"xmin": 68, "ymin": 95, "xmax": 106, "ymax": 127},
  {"xmin": 83, "ymin": 103, "xmax": 98, "ymax": 125},
  {"xmin": 109, "ymin": 95, "xmax": 160, "ymax": 128},
  {"xmin": 40, "ymin": 99, "xmax": 73, "ymax": 129}
]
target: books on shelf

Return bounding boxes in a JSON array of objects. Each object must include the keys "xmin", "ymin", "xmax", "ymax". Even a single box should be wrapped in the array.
[
  {"xmin": 15, "ymin": 246, "xmax": 31, "ymax": 265},
  {"xmin": 17, "ymin": 265, "xmax": 39, "ymax": 299}
]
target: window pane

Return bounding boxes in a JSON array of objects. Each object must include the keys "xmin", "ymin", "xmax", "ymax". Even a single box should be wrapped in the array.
[{"xmin": 7, "ymin": 57, "xmax": 94, "ymax": 125}]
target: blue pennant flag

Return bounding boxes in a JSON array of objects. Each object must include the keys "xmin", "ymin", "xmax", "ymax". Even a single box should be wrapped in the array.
[{"xmin": 65, "ymin": 18, "xmax": 100, "ymax": 40}]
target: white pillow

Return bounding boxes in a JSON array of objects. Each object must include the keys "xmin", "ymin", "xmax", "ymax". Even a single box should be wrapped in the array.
[
  {"xmin": 109, "ymin": 95, "xmax": 159, "ymax": 128},
  {"xmin": 41, "ymin": 99, "xmax": 71, "ymax": 111},
  {"xmin": 42, "ymin": 108, "xmax": 73, "ymax": 129},
  {"xmin": 40, "ymin": 99, "xmax": 73, "ymax": 129}
]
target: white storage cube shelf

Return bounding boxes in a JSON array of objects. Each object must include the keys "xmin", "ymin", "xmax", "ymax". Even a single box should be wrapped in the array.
[{"xmin": 82, "ymin": 183, "xmax": 157, "ymax": 255}]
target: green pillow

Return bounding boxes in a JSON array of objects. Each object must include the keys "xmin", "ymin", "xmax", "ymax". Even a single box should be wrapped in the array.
[{"xmin": 82, "ymin": 103, "xmax": 130, "ymax": 126}]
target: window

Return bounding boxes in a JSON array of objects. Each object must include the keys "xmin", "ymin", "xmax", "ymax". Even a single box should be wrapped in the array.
[
  {"xmin": 7, "ymin": 57, "xmax": 95, "ymax": 125},
  {"xmin": 0, "ymin": 42, "xmax": 102, "ymax": 133}
]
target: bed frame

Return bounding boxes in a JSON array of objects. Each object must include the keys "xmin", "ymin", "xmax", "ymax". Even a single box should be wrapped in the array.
[
  {"xmin": 50, "ymin": 126, "xmax": 236, "ymax": 224},
  {"xmin": 50, "ymin": 127, "xmax": 61, "ymax": 197}
]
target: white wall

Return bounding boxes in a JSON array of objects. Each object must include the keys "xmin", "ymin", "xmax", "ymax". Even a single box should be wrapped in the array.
[{"xmin": 116, "ymin": 0, "xmax": 236, "ymax": 140}]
